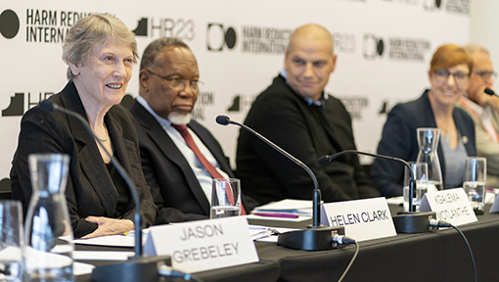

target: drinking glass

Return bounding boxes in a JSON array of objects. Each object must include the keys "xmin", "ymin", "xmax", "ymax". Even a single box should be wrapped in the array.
[
  {"xmin": 463, "ymin": 157, "xmax": 487, "ymax": 214},
  {"xmin": 0, "ymin": 200, "xmax": 23, "ymax": 282},
  {"xmin": 210, "ymin": 178, "xmax": 241, "ymax": 218},
  {"xmin": 403, "ymin": 162, "xmax": 428, "ymax": 212}
]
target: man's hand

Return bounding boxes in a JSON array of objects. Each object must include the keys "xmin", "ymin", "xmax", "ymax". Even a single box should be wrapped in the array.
[
  {"xmin": 80, "ymin": 216, "xmax": 134, "ymax": 239},
  {"xmin": 476, "ymin": 86, "xmax": 499, "ymax": 112}
]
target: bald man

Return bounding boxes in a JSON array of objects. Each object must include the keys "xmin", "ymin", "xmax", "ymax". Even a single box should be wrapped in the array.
[
  {"xmin": 458, "ymin": 44, "xmax": 499, "ymax": 186},
  {"xmin": 236, "ymin": 24, "xmax": 380, "ymax": 205}
]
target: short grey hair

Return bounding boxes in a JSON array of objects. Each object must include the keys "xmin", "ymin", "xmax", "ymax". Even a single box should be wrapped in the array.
[
  {"xmin": 140, "ymin": 37, "xmax": 190, "ymax": 70},
  {"xmin": 62, "ymin": 13, "xmax": 138, "ymax": 80},
  {"xmin": 463, "ymin": 43, "xmax": 489, "ymax": 55}
]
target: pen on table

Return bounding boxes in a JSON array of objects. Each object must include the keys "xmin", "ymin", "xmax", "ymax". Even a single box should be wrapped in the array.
[{"xmin": 253, "ymin": 212, "xmax": 299, "ymax": 219}]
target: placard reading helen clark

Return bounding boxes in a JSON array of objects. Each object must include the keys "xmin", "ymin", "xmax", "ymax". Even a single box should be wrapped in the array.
[{"xmin": 321, "ymin": 197, "xmax": 397, "ymax": 242}]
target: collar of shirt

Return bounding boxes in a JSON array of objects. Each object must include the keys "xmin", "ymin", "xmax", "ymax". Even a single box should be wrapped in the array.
[
  {"xmin": 136, "ymin": 95, "xmax": 173, "ymax": 128},
  {"xmin": 460, "ymin": 96, "xmax": 484, "ymax": 116},
  {"xmin": 460, "ymin": 96, "xmax": 499, "ymax": 142},
  {"xmin": 280, "ymin": 68, "xmax": 328, "ymax": 107}
]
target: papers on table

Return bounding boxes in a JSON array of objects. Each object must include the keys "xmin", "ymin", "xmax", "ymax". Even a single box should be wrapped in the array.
[
  {"xmin": 73, "ymin": 251, "xmax": 134, "ymax": 261},
  {"xmin": 73, "ymin": 229, "xmax": 149, "ymax": 248},
  {"xmin": 249, "ymin": 225, "xmax": 295, "ymax": 242},
  {"xmin": 385, "ymin": 196, "xmax": 403, "ymax": 206},
  {"xmin": 249, "ymin": 199, "xmax": 313, "ymax": 222},
  {"xmin": 246, "ymin": 213, "xmax": 310, "ymax": 223},
  {"xmin": 73, "ymin": 234, "xmax": 135, "ymax": 248},
  {"xmin": 252, "ymin": 199, "xmax": 313, "ymax": 216},
  {"xmin": 73, "ymin": 224, "xmax": 294, "ymax": 249},
  {"xmin": 74, "ymin": 261, "xmax": 95, "ymax": 276}
]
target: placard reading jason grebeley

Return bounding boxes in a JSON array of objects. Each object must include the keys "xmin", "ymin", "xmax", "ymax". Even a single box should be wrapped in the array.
[
  {"xmin": 144, "ymin": 217, "xmax": 258, "ymax": 273},
  {"xmin": 321, "ymin": 197, "xmax": 397, "ymax": 242}
]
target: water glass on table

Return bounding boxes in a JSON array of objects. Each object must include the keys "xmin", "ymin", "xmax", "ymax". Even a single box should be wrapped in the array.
[
  {"xmin": 0, "ymin": 200, "xmax": 23, "ymax": 282},
  {"xmin": 403, "ymin": 162, "xmax": 428, "ymax": 212},
  {"xmin": 211, "ymin": 178, "xmax": 242, "ymax": 218},
  {"xmin": 463, "ymin": 157, "xmax": 487, "ymax": 214}
]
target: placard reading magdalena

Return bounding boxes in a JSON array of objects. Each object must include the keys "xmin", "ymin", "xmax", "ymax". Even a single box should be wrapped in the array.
[{"xmin": 144, "ymin": 217, "xmax": 258, "ymax": 273}]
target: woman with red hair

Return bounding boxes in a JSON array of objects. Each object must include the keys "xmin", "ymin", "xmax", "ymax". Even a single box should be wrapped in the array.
[{"xmin": 371, "ymin": 44, "xmax": 476, "ymax": 197}]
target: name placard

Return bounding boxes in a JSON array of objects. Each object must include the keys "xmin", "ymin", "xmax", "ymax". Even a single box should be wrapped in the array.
[
  {"xmin": 490, "ymin": 193, "xmax": 499, "ymax": 213},
  {"xmin": 420, "ymin": 188, "xmax": 477, "ymax": 226},
  {"xmin": 143, "ymin": 217, "xmax": 258, "ymax": 273},
  {"xmin": 321, "ymin": 197, "xmax": 396, "ymax": 242}
]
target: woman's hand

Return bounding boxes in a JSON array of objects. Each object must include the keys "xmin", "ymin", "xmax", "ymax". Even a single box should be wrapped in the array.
[{"xmin": 80, "ymin": 216, "xmax": 134, "ymax": 239}]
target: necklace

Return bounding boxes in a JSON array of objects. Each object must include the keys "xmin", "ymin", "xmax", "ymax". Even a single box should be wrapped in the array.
[{"xmin": 94, "ymin": 127, "xmax": 109, "ymax": 142}]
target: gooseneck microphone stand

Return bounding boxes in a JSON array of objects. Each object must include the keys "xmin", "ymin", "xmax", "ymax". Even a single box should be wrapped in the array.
[
  {"xmin": 216, "ymin": 115, "xmax": 344, "ymax": 251},
  {"xmin": 318, "ymin": 150, "xmax": 436, "ymax": 233}
]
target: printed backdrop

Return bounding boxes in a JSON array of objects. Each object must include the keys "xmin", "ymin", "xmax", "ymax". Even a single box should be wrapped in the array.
[{"xmin": 0, "ymin": 0, "xmax": 471, "ymax": 189}]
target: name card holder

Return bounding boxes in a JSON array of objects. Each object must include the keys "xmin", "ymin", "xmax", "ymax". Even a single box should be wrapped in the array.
[
  {"xmin": 321, "ymin": 197, "xmax": 396, "ymax": 242},
  {"xmin": 420, "ymin": 188, "xmax": 477, "ymax": 226},
  {"xmin": 144, "ymin": 217, "xmax": 258, "ymax": 273}
]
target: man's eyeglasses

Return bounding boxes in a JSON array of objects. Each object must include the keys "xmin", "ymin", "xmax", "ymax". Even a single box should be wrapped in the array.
[
  {"xmin": 433, "ymin": 69, "xmax": 470, "ymax": 86},
  {"xmin": 146, "ymin": 69, "xmax": 202, "ymax": 91},
  {"xmin": 473, "ymin": 70, "xmax": 497, "ymax": 81}
]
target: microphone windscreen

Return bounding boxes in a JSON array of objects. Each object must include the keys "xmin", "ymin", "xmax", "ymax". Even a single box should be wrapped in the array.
[
  {"xmin": 215, "ymin": 115, "xmax": 230, "ymax": 126},
  {"xmin": 39, "ymin": 100, "xmax": 55, "ymax": 112},
  {"xmin": 317, "ymin": 155, "xmax": 330, "ymax": 166},
  {"xmin": 484, "ymin": 88, "xmax": 495, "ymax": 96}
]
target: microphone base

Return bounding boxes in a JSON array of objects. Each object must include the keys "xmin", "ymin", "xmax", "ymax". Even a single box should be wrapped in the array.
[
  {"xmin": 392, "ymin": 211, "xmax": 436, "ymax": 233},
  {"xmin": 277, "ymin": 226, "xmax": 345, "ymax": 251},
  {"xmin": 91, "ymin": 255, "xmax": 171, "ymax": 282}
]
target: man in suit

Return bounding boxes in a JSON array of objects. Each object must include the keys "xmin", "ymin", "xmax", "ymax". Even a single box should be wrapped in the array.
[
  {"xmin": 129, "ymin": 37, "xmax": 255, "ymax": 223},
  {"xmin": 459, "ymin": 44, "xmax": 499, "ymax": 186},
  {"xmin": 236, "ymin": 24, "xmax": 380, "ymax": 205}
]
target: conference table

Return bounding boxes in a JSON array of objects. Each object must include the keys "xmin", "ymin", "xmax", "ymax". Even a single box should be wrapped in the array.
[{"xmin": 76, "ymin": 205, "xmax": 499, "ymax": 282}]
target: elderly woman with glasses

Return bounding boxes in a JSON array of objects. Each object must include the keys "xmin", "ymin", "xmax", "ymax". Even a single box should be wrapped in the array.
[
  {"xmin": 370, "ymin": 44, "xmax": 476, "ymax": 198},
  {"xmin": 10, "ymin": 13, "xmax": 157, "ymax": 238}
]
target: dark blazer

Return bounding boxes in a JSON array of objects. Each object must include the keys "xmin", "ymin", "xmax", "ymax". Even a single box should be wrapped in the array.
[
  {"xmin": 129, "ymin": 100, "xmax": 255, "ymax": 224},
  {"xmin": 371, "ymin": 90, "xmax": 476, "ymax": 197},
  {"xmin": 10, "ymin": 82, "xmax": 157, "ymax": 238},
  {"xmin": 236, "ymin": 74, "xmax": 380, "ymax": 205}
]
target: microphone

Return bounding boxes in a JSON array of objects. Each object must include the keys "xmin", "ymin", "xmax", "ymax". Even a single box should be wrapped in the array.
[
  {"xmin": 216, "ymin": 115, "xmax": 344, "ymax": 251},
  {"xmin": 318, "ymin": 150, "xmax": 418, "ymax": 211},
  {"xmin": 484, "ymin": 88, "xmax": 497, "ymax": 97},
  {"xmin": 318, "ymin": 150, "xmax": 436, "ymax": 233},
  {"xmin": 216, "ymin": 115, "xmax": 321, "ymax": 225},
  {"xmin": 39, "ymin": 100, "xmax": 171, "ymax": 282}
]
